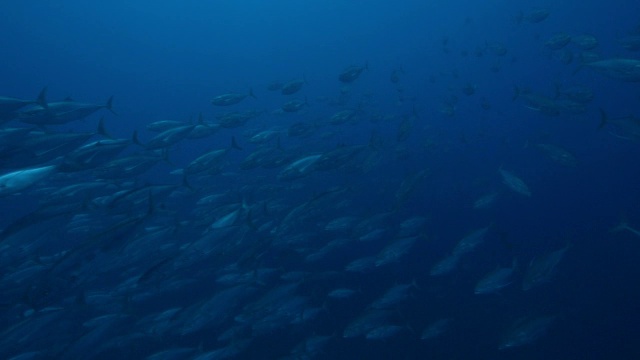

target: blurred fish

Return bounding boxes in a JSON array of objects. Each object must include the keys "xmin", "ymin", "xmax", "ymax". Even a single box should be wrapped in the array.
[
  {"xmin": 19, "ymin": 95, "xmax": 116, "ymax": 125},
  {"xmin": 281, "ymin": 77, "xmax": 306, "ymax": 95},
  {"xmin": 617, "ymin": 35, "xmax": 640, "ymax": 51},
  {"xmin": 599, "ymin": 109, "xmax": 640, "ymax": 140},
  {"xmin": 572, "ymin": 34, "xmax": 599, "ymax": 50},
  {"xmin": 211, "ymin": 89, "xmax": 256, "ymax": 106},
  {"xmin": 522, "ymin": 245, "xmax": 570, "ymax": 291},
  {"xmin": 339, "ymin": 63, "xmax": 368, "ymax": 83},
  {"xmin": 281, "ymin": 98, "xmax": 309, "ymax": 113},
  {"xmin": 133, "ymin": 124, "xmax": 195, "ymax": 150},
  {"xmin": 475, "ymin": 259, "xmax": 517, "ymax": 294},
  {"xmin": 544, "ymin": 33, "xmax": 572, "ymax": 50},
  {"xmin": 499, "ymin": 315, "xmax": 555, "ymax": 350},
  {"xmin": 585, "ymin": 58, "xmax": 640, "ymax": 82},
  {"xmin": 499, "ymin": 168, "xmax": 531, "ymax": 197},
  {"xmin": 536, "ymin": 143, "xmax": 578, "ymax": 167},
  {"xmin": 516, "ymin": 8, "xmax": 550, "ymax": 24},
  {"xmin": 420, "ymin": 318, "xmax": 453, "ymax": 340}
]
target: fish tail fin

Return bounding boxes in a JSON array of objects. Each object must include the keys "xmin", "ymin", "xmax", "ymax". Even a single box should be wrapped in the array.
[
  {"xmin": 249, "ymin": 88, "xmax": 257, "ymax": 99},
  {"xmin": 36, "ymin": 86, "xmax": 48, "ymax": 108},
  {"xmin": 97, "ymin": 117, "xmax": 113, "ymax": 139},
  {"xmin": 231, "ymin": 136, "xmax": 243, "ymax": 150},
  {"xmin": 105, "ymin": 96, "xmax": 118, "ymax": 115},
  {"xmin": 598, "ymin": 109, "xmax": 608, "ymax": 129}
]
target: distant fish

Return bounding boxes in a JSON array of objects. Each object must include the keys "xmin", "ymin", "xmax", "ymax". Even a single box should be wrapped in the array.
[
  {"xmin": 281, "ymin": 98, "xmax": 309, "ymax": 113},
  {"xmin": 522, "ymin": 245, "xmax": 570, "ymax": 291},
  {"xmin": 499, "ymin": 315, "xmax": 555, "ymax": 350},
  {"xmin": 473, "ymin": 192, "xmax": 499, "ymax": 209},
  {"xmin": 544, "ymin": 33, "xmax": 572, "ymax": 50},
  {"xmin": 19, "ymin": 95, "xmax": 116, "ymax": 125},
  {"xmin": 430, "ymin": 253, "xmax": 461, "ymax": 276},
  {"xmin": 598, "ymin": 109, "xmax": 640, "ymax": 140},
  {"xmin": 611, "ymin": 218, "xmax": 640, "ymax": 238},
  {"xmin": 585, "ymin": 58, "xmax": 640, "ymax": 82},
  {"xmin": 499, "ymin": 168, "xmax": 531, "ymax": 197},
  {"xmin": 536, "ymin": 143, "xmax": 578, "ymax": 167},
  {"xmin": 516, "ymin": 8, "xmax": 550, "ymax": 24},
  {"xmin": 281, "ymin": 77, "xmax": 306, "ymax": 95},
  {"xmin": 453, "ymin": 225, "xmax": 491, "ymax": 256},
  {"xmin": 421, "ymin": 318, "xmax": 453, "ymax": 340},
  {"xmin": 211, "ymin": 89, "xmax": 256, "ymax": 106},
  {"xmin": 339, "ymin": 63, "xmax": 368, "ymax": 83},
  {"xmin": 474, "ymin": 259, "xmax": 517, "ymax": 295}
]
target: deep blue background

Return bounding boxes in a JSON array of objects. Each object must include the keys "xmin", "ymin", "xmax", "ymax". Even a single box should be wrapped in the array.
[{"xmin": 2, "ymin": 0, "xmax": 640, "ymax": 358}]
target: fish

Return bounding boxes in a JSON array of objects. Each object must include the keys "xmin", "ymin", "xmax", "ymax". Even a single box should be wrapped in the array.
[
  {"xmin": 216, "ymin": 109, "xmax": 262, "ymax": 128},
  {"xmin": 599, "ymin": 109, "xmax": 640, "ymax": 140},
  {"xmin": 453, "ymin": 225, "xmax": 491, "ymax": 256},
  {"xmin": 499, "ymin": 315, "xmax": 555, "ymax": 350},
  {"xmin": 617, "ymin": 35, "xmax": 640, "ymax": 51},
  {"xmin": 544, "ymin": 33, "xmax": 572, "ymax": 50},
  {"xmin": 375, "ymin": 236, "xmax": 418, "ymax": 267},
  {"xmin": 430, "ymin": 254, "xmax": 461, "ymax": 276},
  {"xmin": 339, "ymin": 63, "xmax": 368, "ymax": 83},
  {"xmin": 474, "ymin": 259, "xmax": 517, "ymax": 294},
  {"xmin": 281, "ymin": 78, "xmax": 306, "ymax": 95},
  {"xmin": 0, "ymin": 165, "xmax": 57, "ymax": 197},
  {"xmin": 572, "ymin": 34, "xmax": 599, "ymax": 50},
  {"xmin": 184, "ymin": 138, "xmax": 242, "ymax": 176},
  {"xmin": 0, "ymin": 87, "xmax": 47, "ymax": 119},
  {"xmin": 499, "ymin": 168, "xmax": 531, "ymax": 197},
  {"xmin": 277, "ymin": 154, "xmax": 321, "ymax": 181},
  {"xmin": 281, "ymin": 98, "xmax": 309, "ymax": 113},
  {"xmin": 421, "ymin": 318, "xmax": 453, "ymax": 340},
  {"xmin": 18, "ymin": 95, "xmax": 116, "ymax": 125},
  {"xmin": 370, "ymin": 282, "xmax": 416, "ymax": 309},
  {"xmin": 536, "ymin": 143, "xmax": 578, "ymax": 167},
  {"xmin": 133, "ymin": 124, "xmax": 195, "ymax": 150},
  {"xmin": 516, "ymin": 8, "xmax": 550, "ymax": 24},
  {"xmin": 585, "ymin": 58, "xmax": 640, "ymax": 82},
  {"xmin": 473, "ymin": 192, "xmax": 499, "ymax": 209},
  {"xmin": 513, "ymin": 87, "xmax": 561, "ymax": 116},
  {"xmin": 611, "ymin": 218, "xmax": 640, "ymax": 238},
  {"xmin": 211, "ymin": 89, "xmax": 256, "ymax": 106},
  {"xmin": 522, "ymin": 245, "xmax": 570, "ymax": 291},
  {"xmin": 365, "ymin": 325, "xmax": 406, "ymax": 340}
]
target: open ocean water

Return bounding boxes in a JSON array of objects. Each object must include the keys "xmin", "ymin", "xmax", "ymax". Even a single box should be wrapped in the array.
[{"xmin": 1, "ymin": 1, "xmax": 640, "ymax": 359}]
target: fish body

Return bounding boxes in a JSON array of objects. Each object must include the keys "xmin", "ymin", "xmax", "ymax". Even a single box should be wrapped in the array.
[{"xmin": 211, "ymin": 89, "xmax": 256, "ymax": 106}]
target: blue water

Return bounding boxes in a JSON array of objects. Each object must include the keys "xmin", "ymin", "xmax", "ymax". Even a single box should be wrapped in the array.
[{"xmin": 1, "ymin": 1, "xmax": 640, "ymax": 359}]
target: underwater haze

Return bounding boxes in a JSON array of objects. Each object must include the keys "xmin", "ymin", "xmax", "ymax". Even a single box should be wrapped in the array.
[{"xmin": 1, "ymin": 0, "xmax": 640, "ymax": 359}]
